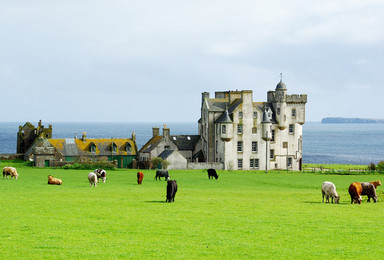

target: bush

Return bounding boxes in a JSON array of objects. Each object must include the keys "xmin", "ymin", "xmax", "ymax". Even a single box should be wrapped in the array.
[
  {"xmin": 368, "ymin": 162, "xmax": 376, "ymax": 171},
  {"xmin": 62, "ymin": 162, "xmax": 115, "ymax": 170},
  {"xmin": 377, "ymin": 161, "xmax": 384, "ymax": 173}
]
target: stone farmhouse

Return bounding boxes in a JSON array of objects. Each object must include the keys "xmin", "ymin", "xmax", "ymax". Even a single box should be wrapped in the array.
[
  {"xmin": 17, "ymin": 121, "xmax": 137, "ymax": 168},
  {"xmin": 199, "ymin": 79, "xmax": 307, "ymax": 171},
  {"xmin": 138, "ymin": 125, "xmax": 203, "ymax": 169}
]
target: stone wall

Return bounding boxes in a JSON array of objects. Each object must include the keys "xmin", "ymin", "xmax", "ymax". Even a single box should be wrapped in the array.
[
  {"xmin": 0, "ymin": 154, "xmax": 23, "ymax": 161},
  {"xmin": 187, "ymin": 162, "xmax": 224, "ymax": 170}
]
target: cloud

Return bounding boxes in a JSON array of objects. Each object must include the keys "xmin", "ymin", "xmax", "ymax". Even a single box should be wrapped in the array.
[{"xmin": 1, "ymin": 1, "xmax": 384, "ymax": 122}]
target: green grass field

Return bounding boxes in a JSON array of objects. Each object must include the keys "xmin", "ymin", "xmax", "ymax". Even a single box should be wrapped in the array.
[{"xmin": 1, "ymin": 162, "xmax": 384, "ymax": 259}]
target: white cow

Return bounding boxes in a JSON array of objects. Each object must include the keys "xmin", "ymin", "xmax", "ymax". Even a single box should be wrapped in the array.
[
  {"xmin": 3, "ymin": 167, "xmax": 19, "ymax": 180},
  {"xmin": 88, "ymin": 172, "xmax": 98, "ymax": 187},
  {"xmin": 322, "ymin": 181, "xmax": 340, "ymax": 204}
]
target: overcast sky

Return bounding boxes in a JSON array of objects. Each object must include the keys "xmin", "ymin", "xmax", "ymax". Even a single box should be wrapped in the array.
[{"xmin": 1, "ymin": 1, "xmax": 383, "ymax": 123}]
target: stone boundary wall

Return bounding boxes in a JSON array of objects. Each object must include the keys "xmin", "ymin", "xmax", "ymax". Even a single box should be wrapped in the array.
[
  {"xmin": 0, "ymin": 154, "xmax": 23, "ymax": 161},
  {"xmin": 187, "ymin": 162, "xmax": 224, "ymax": 170}
]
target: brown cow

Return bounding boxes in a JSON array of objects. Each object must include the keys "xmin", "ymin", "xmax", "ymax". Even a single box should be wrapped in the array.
[
  {"xmin": 137, "ymin": 172, "xmax": 144, "ymax": 185},
  {"xmin": 369, "ymin": 180, "xmax": 382, "ymax": 189},
  {"xmin": 48, "ymin": 175, "xmax": 63, "ymax": 185},
  {"xmin": 348, "ymin": 182, "xmax": 363, "ymax": 204}
]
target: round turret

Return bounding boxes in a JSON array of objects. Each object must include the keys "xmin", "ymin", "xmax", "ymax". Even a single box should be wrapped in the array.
[
  {"xmin": 261, "ymin": 110, "xmax": 272, "ymax": 141},
  {"xmin": 276, "ymin": 79, "xmax": 287, "ymax": 90}
]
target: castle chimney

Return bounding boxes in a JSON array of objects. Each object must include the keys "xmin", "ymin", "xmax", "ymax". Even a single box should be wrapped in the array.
[
  {"xmin": 82, "ymin": 132, "xmax": 87, "ymax": 142},
  {"xmin": 152, "ymin": 127, "xmax": 160, "ymax": 137}
]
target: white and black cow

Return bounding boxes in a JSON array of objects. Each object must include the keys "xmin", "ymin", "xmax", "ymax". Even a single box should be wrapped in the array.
[
  {"xmin": 155, "ymin": 169, "xmax": 169, "ymax": 181},
  {"xmin": 166, "ymin": 180, "xmax": 178, "ymax": 203},
  {"xmin": 94, "ymin": 169, "xmax": 107, "ymax": 183}
]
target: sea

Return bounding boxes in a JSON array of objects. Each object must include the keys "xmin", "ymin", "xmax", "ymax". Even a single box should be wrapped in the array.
[{"xmin": 1, "ymin": 122, "xmax": 384, "ymax": 165}]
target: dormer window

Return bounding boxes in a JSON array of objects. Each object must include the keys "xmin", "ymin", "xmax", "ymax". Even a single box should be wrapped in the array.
[
  {"xmin": 112, "ymin": 143, "xmax": 117, "ymax": 153},
  {"xmin": 90, "ymin": 143, "xmax": 96, "ymax": 153},
  {"xmin": 126, "ymin": 143, "xmax": 132, "ymax": 153}
]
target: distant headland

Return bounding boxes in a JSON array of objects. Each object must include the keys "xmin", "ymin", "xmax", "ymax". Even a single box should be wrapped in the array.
[{"xmin": 322, "ymin": 117, "xmax": 384, "ymax": 124}]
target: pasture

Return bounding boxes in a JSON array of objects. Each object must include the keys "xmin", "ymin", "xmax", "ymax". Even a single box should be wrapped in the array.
[{"xmin": 2, "ymin": 163, "xmax": 384, "ymax": 259}]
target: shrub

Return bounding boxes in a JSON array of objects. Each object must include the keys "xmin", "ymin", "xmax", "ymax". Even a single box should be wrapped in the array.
[
  {"xmin": 62, "ymin": 162, "xmax": 115, "ymax": 170},
  {"xmin": 151, "ymin": 157, "xmax": 163, "ymax": 169},
  {"xmin": 368, "ymin": 162, "xmax": 376, "ymax": 171},
  {"xmin": 377, "ymin": 161, "xmax": 384, "ymax": 173}
]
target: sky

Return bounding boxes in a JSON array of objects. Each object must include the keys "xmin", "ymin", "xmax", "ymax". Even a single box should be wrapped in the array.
[{"xmin": 1, "ymin": 1, "xmax": 384, "ymax": 123}]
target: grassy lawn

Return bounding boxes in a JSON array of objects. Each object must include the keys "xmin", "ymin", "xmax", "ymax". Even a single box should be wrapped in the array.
[{"xmin": 1, "ymin": 162, "xmax": 384, "ymax": 259}]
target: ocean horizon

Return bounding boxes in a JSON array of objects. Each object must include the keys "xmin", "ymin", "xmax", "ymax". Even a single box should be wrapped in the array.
[{"xmin": 1, "ymin": 121, "xmax": 384, "ymax": 165}]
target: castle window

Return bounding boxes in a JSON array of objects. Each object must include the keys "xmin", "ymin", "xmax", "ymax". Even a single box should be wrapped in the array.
[
  {"xmin": 287, "ymin": 157, "xmax": 292, "ymax": 167},
  {"xmin": 271, "ymin": 130, "xmax": 275, "ymax": 142},
  {"xmin": 250, "ymin": 159, "xmax": 259, "ymax": 169},
  {"xmin": 252, "ymin": 127, "xmax": 257, "ymax": 134},
  {"xmin": 238, "ymin": 159, "xmax": 243, "ymax": 169},
  {"xmin": 253, "ymin": 112, "xmax": 257, "ymax": 119},
  {"xmin": 270, "ymin": 149, "xmax": 275, "ymax": 160},
  {"xmin": 289, "ymin": 124, "xmax": 294, "ymax": 134},
  {"xmin": 222, "ymin": 125, "xmax": 226, "ymax": 134},
  {"xmin": 277, "ymin": 108, "xmax": 280, "ymax": 115},
  {"xmin": 237, "ymin": 141, "xmax": 243, "ymax": 152},
  {"xmin": 252, "ymin": 141, "xmax": 258, "ymax": 153},
  {"xmin": 292, "ymin": 109, "xmax": 296, "ymax": 118},
  {"xmin": 237, "ymin": 124, "xmax": 243, "ymax": 134},
  {"xmin": 239, "ymin": 112, "xmax": 243, "ymax": 119}
]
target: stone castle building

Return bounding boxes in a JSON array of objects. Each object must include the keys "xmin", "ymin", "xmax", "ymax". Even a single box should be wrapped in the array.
[{"xmin": 199, "ymin": 79, "xmax": 307, "ymax": 171}]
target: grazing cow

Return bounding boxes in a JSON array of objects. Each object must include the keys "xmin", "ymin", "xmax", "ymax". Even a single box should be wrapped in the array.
[
  {"xmin": 321, "ymin": 181, "xmax": 340, "ymax": 204},
  {"xmin": 348, "ymin": 182, "xmax": 363, "ymax": 204},
  {"xmin": 94, "ymin": 169, "xmax": 107, "ymax": 183},
  {"xmin": 207, "ymin": 168, "xmax": 219, "ymax": 180},
  {"xmin": 369, "ymin": 180, "xmax": 382, "ymax": 189},
  {"xmin": 88, "ymin": 172, "xmax": 98, "ymax": 187},
  {"xmin": 48, "ymin": 175, "xmax": 63, "ymax": 185},
  {"xmin": 155, "ymin": 169, "xmax": 169, "ymax": 181},
  {"xmin": 166, "ymin": 180, "xmax": 178, "ymax": 203},
  {"xmin": 3, "ymin": 167, "xmax": 18, "ymax": 180},
  {"xmin": 360, "ymin": 182, "xmax": 378, "ymax": 203},
  {"xmin": 137, "ymin": 171, "xmax": 144, "ymax": 185}
]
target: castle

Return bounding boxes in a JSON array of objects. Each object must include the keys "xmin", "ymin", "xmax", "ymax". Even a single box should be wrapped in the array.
[{"xmin": 199, "ymin": 79, "xmax": 307, "ymax": 170}]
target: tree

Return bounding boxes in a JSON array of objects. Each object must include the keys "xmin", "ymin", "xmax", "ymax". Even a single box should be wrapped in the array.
[{"xmin": 377, "ymin": 161, "xmax": 384, "ymax": 173}]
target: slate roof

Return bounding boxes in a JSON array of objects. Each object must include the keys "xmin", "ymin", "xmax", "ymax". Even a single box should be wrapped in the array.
[
  {"xmin": 171, "ymin": 135, "xmax": 200, "ymax": 150},
  {"xmin": 158, "ymin": 149, "xmax": 175, "ymax": 160}
]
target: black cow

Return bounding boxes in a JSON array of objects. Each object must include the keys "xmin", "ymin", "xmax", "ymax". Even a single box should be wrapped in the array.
[
  {"xmin": 155, "ymin": 169, "xmax": 169, "ymax": 181},
  {"xmin": 94, "ymin": 169, "xmax": 107, "ymax": 183},
  {"xmin": 360, "ymin": 182, "xmax": 378, "ymax": 203},
  {"xmin": 166, "ymin": 180, "xmax": 178, "ymax": 203},
  {"xmin": 207, "ymin": 168, "xmax": 219, "ymax": 180}
]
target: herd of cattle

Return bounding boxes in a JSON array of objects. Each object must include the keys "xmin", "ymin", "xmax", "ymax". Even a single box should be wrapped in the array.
[
  {"xmin": 4, "ymin": 166, "xmax": 380, "ymax": 204},
  {"xmin": 322, "ymin": 180, "xmax": 381, "ymax": 204}
]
